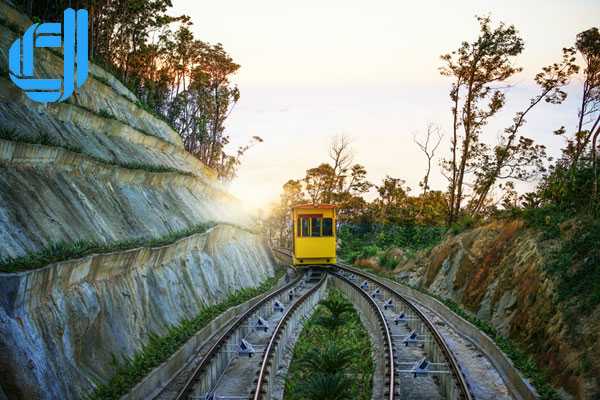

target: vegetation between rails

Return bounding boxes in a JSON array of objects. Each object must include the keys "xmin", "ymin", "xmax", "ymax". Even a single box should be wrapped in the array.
[
  {"xmin": 284, "ymin": 289, "xmax": 373, "ymax": 400},
  {"xmin": 0, "ymin": 127, "xmax": 192, "ymax": 176},
  {"xmin": 87, "ymin": 269, "xmax": 284, "ymax": 400},
  {"xmin": 0, "ymin": 223, "xmax": 215, "ymax": 273}
]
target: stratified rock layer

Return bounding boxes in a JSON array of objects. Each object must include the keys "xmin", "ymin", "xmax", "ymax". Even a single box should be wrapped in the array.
[
  {"xmin": 0, "ymin": 3, "xmax": 276, "ymax": 399},
  {"xmin": 0, "ymin": 225, "xmax": 274, "ymax": 399}
]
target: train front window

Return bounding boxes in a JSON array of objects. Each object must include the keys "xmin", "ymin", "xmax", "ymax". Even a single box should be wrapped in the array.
[
  {"xmin": 311, "ymin": 217, "xmax": 321, "ymax": 236},
  {"xmin": 301, "ymin": 217, "xmax": 310, "ymax": 237},
  {"xmin": 322, "ymin": 218, "xmax": 333, "ymax": 236}
]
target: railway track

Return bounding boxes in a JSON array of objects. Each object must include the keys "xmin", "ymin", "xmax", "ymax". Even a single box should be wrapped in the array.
[
  {"xmin": 159, "ymin": 249, "xmax": 473, "ymax": 400},
  {"xmin": 329, "ymin": 270, "xmax": 395, "ymax": 400},
  {"xmin": 273, "ymin": 248, "xmax": 474, "ymax": 400},
  {"xmin": 172, "ymin": 269, "xmax": 326, "ymax": 400}
]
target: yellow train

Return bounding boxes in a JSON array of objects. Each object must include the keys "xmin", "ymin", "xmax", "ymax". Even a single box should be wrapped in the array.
[{"xmin": 292, "ymin": 204, "xmax": 336, "ymax": 266}]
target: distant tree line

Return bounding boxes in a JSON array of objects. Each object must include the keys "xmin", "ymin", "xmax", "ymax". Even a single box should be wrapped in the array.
[
  {"xmin": 264, "ymin": 135, "xmax": 448, "ymax": 248},
  {"xmin": 15, "ymin": 0, "xmax": 259, "ymax": 181}
]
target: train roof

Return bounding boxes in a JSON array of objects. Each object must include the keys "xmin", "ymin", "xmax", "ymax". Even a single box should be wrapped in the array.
[{"xmin": 292, "ymin": 203, "xmax": 336, "ymax": 209}]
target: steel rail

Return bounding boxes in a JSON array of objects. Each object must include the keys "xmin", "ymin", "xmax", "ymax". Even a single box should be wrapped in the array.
[
  {"xmin": 273, "ymin": 248, "xmax": 473, "ymax": 400},
  {"xmin": 251, "ymin": 273, "xmax": 327, "ymax": 400},
  {"xmin": 335, "ymin": 261, "xmax": 474, "ymax": 400},
  {"xmin": 174, "ymin": 271, "xmax": 303, "ymax": 400},
  {"xmin": 330, "ymin": 271, "xmax": 395, "ymax": 400}
]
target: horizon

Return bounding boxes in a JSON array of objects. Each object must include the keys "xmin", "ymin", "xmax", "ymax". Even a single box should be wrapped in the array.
[{"xmin": 171, "ymin": 0, "xmax": 600, "ymax": 212}]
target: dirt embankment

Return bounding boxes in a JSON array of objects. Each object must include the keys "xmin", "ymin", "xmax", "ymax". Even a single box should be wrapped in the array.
[{"xmin": 394, "ymin": 220, "xmax": 600, "ymax": 399}]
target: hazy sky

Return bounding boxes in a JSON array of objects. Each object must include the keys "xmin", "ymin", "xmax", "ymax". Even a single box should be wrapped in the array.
[{"xmin": 172, "ymin": 0, "xmax": 600, "ymax": 212}]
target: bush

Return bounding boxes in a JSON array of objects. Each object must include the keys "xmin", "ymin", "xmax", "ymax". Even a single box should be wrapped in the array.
[
  {"xmin": 520, "ymin": 205, "xmax": 571, "ymax": 239},
  {"xmin": 548, "ymin": 218, "xmax": 600, "ymax": 313},
  {"xmin": 338, "ymin": 223, "xmax": 445, "ymax": 264},
  {"xmin": 449, "ymin": 214, "xmax": 477, "ymax": 235},
  {"xmin": 359, "ymin": 244, "xmax": 379, "ymax": 259},
  {"xmin": 378, "ymin": 252, "xmax": 398, "ymax": 270}
]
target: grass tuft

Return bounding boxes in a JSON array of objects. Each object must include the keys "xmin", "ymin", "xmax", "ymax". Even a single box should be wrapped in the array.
[{"xmin": 0, "ymin": 223, "xmax": 214, "ymax": 273}]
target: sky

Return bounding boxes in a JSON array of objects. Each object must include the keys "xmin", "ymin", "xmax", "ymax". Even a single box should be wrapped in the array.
[{"xmin": 172, "ymin": 0, "xmax": 600, "ymax": 213}]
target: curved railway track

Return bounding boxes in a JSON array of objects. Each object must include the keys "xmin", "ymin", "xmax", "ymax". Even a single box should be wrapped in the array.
[
  {"xmin": 173, "ymin": 269, "xmax": 326, "ymax": 400},
  {"xmin": 161, "ymin": 249, "xmax": 473, "ymax": 400},
  {"xmin": 330, "ymin": 270, "xmax": 395, "ymax": 400},
  {"xmin": 273, "ymin": 248, "xmax": 474, "ymax": 400},
  {"xmin": 251, "ymin": 272, "xmax": 326, "ymax": 399},
  {"xmin": 335, "ymin": 264, "xmax": 474, "ymax": 400}
]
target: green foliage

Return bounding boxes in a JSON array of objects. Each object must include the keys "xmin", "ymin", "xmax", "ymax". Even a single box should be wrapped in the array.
[
  {"xmin": 296, "ymin": 342, "xmax": 354, "ymax": 374},
  {"xmin": 97, "ymin": 109, "xmax": 116, "ymax": 120},
  {"xmin": 285, "ymin": 290, "xmax": 373, "ymax": 400},
  {"xmin": 449, "ymin": 214, "xmax": 477, "ymax": 235},
  {"xmin": 294, "ymin": 372, "xmax": 353, "ymax": 400},
  {"xmin": 536, "ymin": 161, "xmax": 600, "ymax": 214},
  {"xmin": 547, "ymin": 218, "xmax": 600, "ymax": 313},
  {"xmin": 338, "ymin": 223, "xmax": 445, "ymax": 264},
  {"xmin": 0, "ymin": 223, "xmax": 214, "ymax": 272},
  {"xmin": 519, "ymin": 202, "xmax": 600, "ymax": 314},
  {"xmin": 87, "ymin": 270, "xmax": 283, "ymax": 400},
  {"xmin": 356, "ymin": 244, "xmax": 380, "ymax": 261},
  {"xmin": 519, "ymin": 205, "xmax": 569, "ymax": 239},
  {"xmin": 313, "ymin": 296, "xmax": 355, "ymax": 331},
  {"xmin": 377, "ymin": 252, "xmax": 398, "ymax": 270},
  {"xmin": 0, "ymin": 127, "xmax": 17, "ymax": 141}
]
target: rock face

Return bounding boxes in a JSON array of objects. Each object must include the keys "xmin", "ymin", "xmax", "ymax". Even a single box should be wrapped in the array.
[
  {"xmin": 396, "ymin": 220, "xmax": 600, "ymax": 399},
  {"xmin": 0, "ymin": 3, "xmax": 276, "ymax": 399}
]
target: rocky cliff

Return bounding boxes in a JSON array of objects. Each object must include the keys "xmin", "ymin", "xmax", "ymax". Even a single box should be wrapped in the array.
[
  {"xmin": 395, "ymin": 220, "xmax": 600, "ymax": 399},
  {"xmin": 0, "ymin": 3, "xmax": 276, "ymax": 399}
]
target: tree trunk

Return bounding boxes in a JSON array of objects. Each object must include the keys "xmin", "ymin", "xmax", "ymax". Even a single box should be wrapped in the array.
[
  {"xmin": 453, "ymin": 79, "xmax": 475, "ymax": 223},
  {"xmin": 573, "ymin": 80, "xmax": 591, "ymax": 166},
  {"xmin": 447, "ymin": 80, "xmax": 461, "ymax": 226},
  {"xmin": 592, "ymin": 125, "xmax": 600, "ymax": 203}
]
